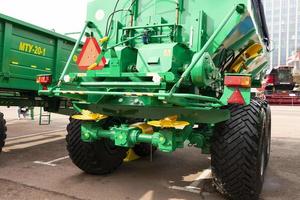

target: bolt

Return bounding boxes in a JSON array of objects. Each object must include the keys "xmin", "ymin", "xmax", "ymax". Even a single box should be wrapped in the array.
[
  {"xmin": 118, "ymin": 98, "xmax": 124, "ymax": 103},
  {"xmin": 82, "ymin": 133, "xmax": 90, "ymax": 140},
  {"xmin": 159, "ymin": 136, "xmax": 166, "ymax": 144}
]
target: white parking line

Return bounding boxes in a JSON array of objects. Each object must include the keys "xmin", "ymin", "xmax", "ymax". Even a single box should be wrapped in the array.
[
  {"xmin": 3, "ymin": 136, "xmax": 66, "ymax": 152},
  {"xmin": 6, "ymin": 129, "xmax": 65, "ymax": 141},
  {"xmin": 34, "ymin": 156, "xmax": 70, "ymax": 167},
  {"xmin": 169, "ymin": 186, "xmax": 201, "ymax": 194},
  {"xmin": 3, "ymin": 130, "xmax": 66, "ymax": 152},
  {"xmin": 169, "ymin": 168, "xmax": 212, "ymax": 194}
]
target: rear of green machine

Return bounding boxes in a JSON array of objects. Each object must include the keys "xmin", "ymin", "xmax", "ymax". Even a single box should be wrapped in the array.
[{"xmin": 40, "ymin": 0, "xmax": 271, "ymax": 199}]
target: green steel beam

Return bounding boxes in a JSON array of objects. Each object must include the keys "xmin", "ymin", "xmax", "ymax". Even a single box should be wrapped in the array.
[
  {"xmin": 80, "ymin": 81, "xmax": 162, "ymax": 89},
  {"xmin": 44, "ymin": 89, "xmax": 224, "ymax": 104},
  {"xmin": 57, "ymin": 22, "xmax": 88, "ymax": 87},
  {"xmin": 122, "ymin": 23, "xmax": 178, "ymax": 30},
  {"xmin": 169, "ymin": 4, "xmax": 244, "ymax": 95}
]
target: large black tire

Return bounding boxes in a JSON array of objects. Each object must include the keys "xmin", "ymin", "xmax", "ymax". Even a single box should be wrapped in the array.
[
  {"xmin": 66, "ymin": 118, "xmax": 128, "ymax": 175},
  {"xmin": 133, "ymin": 143, "xmax": 157, "ymax": 157},
  {"xmin": 0, "ymin": 112, "xmax": 7, "ymax": 154},
  {"xmin": 211, "ymin": 99, "xmax": 270, "ymax": 200}
]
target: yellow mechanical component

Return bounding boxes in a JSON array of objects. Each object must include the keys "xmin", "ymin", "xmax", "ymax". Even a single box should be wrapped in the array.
[
  {"xmin": 99, "ymin": 36, "xmax": 109, "ymax": 44},
  {"xmin": 123, "ymin": 149, "xmax": 140, "ymax": 162},
  {"xmin": 229, "ymin": 43, "xmax": 263, "ymax": 73},
  {"xmin": 87, "ymin": 63, "xmax": 98, "ymax": 70},
  {"xmin": 131, "ymin": 123, "xmax": 154, "ymax": 134},
  {"xmin": 148, "ymin": 115, "xmax": 190, "ymax": 129},
  {"xmin": 72, "ymin": 55, "xmax": 78, "ymax": 62},
  {"xmin": 72, "ymin": 110, "xmax": 108, "ymax": 121},
  {"xmin": 124, "ymin": 123, "xmax": 153, "ymax": 162}
]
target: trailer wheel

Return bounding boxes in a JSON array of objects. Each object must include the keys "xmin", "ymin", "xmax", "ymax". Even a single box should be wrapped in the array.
[
  {"xmin": 211, "ymin": 99, "xmax": 270, "ymax": 200},
  {"xmin": 66, "ymin": 118, "xmax": 128, "ymax": 175},
  {"xmin": 0, "ymin": 112, "xmax": 7, "ymax": 154},
  {"xmin": 133, "ymin": 143, "xmax": 157, "ymax": 157}
]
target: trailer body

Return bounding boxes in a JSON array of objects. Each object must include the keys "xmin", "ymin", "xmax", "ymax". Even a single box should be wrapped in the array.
[{"xmin": 0, "ymin": 13, "xmax": 78, "ymax": 110}]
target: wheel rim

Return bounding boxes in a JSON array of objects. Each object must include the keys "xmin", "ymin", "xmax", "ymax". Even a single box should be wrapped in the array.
[
  {"xmin": 260, "ymin": 141, "xmax": 266, "ymax": 176},
  {"xmin": 260, "ymin": 112, "xmax": 267, "ymax": 177},
  {"xmin": 267, "ymin": 137, "xmax": 271, "ymax": 156},
  {"xmin": 266, "ymin": 123, "xmax": 271, "ymax": 157}
]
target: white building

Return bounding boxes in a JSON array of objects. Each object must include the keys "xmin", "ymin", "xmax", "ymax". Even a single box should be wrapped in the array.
[{"xmin": 263, "ymin": 0, "xmax": 300, "ymax": 67}]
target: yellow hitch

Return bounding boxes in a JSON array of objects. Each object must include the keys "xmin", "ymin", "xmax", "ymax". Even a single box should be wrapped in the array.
[
  {"xmin": 123, "ymin": 149, "xmax": 140, "ymax": 162},
  {"xmin": 131, "ymin": 123, "xmax": 154, "ymax": 134},
  {"xmin": 148, "ymin": 115, "xmax": 190, "ymax": 129},
  {"xmin": 72, "ymin": 110, "xmax": 108, "ymax": 121}
]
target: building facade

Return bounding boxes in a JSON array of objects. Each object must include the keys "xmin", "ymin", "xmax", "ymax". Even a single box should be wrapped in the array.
[{"xmin": 263, "ymin": 0, "xmax": 300, "ymax": 67}]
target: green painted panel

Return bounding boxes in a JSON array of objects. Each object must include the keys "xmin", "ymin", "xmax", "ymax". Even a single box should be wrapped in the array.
[
  {"xmin": 0, "ymin": 22, "xmax": 3, "ymax": 69},
  {"xmin": 0, "ymin": 13, "xmax": 78, "ymax": 91},
  {"xmin": 60, "ymin": 43, "xmax": 80, "ymax": 74},
  {"xmin": 12, "ymin": 26, "xmax": 56, "ymax": 46},
  {"xmin": 87, "ymin": 0, "xmax": 248, "ymax": 51}
]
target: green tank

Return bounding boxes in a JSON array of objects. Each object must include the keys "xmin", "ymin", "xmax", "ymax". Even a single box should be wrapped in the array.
[{"xmin": 40, "ymin": 1, "xmax": 271, "ymax": 199}]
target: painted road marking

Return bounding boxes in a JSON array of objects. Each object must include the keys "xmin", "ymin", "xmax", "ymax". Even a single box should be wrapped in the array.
[
  {"xmin": 6, "ymin": 129, "xmax": 65, "ymax": 141},
  {"xmin": 6, "ymin": 118, "xmax": 41, "ymax": 125},
  {"xmin": 34, "ymin": 156, "xmax": 70, "ymax": 167},
  {"xmin": 169, "ymin": 168, "xmax": 212, "ymax": 194},
  {"xmin": 169, "ymin": 186, "xmax": 200, "ymax": 194},
  {"xmin": 3, "ymin": 136, "xmax": 66, "ymax": 152},
  {"xmin": 6, "ymin": 133, "xmax": 64, "ymax": 145},
  {"xmin": 3, "ymin": 130, "xmax": 66, "ymax": 152}
]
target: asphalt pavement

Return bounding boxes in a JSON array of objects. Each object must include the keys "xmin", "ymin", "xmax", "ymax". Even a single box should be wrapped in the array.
[{"xmin": 0, "ymin": 106, "xmax": 299, "ymax": 200}]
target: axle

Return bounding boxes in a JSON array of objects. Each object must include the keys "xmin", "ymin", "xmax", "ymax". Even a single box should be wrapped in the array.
[{"xmin": 81, "ymin": 122, "xmax": 208, "ymax": 153}]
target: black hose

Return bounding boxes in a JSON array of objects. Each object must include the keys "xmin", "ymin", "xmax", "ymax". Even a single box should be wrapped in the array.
[
  {"xmin": 105, "ymin": 0, "xmax": 138, "ymax": 37},
  {"xmin": 251, "ymin": 0, "xmax": 270, "ymax": 50},
  {"xmin": 105, "ymin": 0, "xmax": 121, "ymax": 36}
]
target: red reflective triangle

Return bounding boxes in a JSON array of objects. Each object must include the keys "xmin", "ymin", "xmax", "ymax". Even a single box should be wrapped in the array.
[
  {"xmin": 228, "ymin": 88, "xmax": 245, "ymax": 105},
  {"xmin": 76, "ymin": 37, "xmax": 106, "ymax": 70}
]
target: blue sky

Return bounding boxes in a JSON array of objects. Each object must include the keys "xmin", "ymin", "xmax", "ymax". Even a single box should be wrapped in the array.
[{"xmin": 0, "ymin": 0, "xmax": 87, "ymax": 38}]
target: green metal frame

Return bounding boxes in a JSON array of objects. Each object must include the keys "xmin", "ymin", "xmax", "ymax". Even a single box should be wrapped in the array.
[
  {"xmin": 38, "ymin": 0, "xmax": 269, "ymax": 153},
  {"xmin": 81, "ymin": 122, "xmax": 212, "ymax": 153},
  {"xmin": 40, "ymin": 4, "xmax": 245, "ymax": 110}
]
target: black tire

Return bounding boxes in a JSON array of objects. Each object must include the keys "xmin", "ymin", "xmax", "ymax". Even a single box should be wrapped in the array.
[
  {"xmin": 0, "ymin": 112, "xmax": 7, "ymax": 154},
  {"xmin": 211, "ymin": 99, "xmax": 269, "ymax": 200},
  {"xmin": 66, "ymin": 118, "xmax": 128, "ymax": 175},
  {"xmin": 133, "ymin": 143, "xmax": 157, "ymax": 157}
]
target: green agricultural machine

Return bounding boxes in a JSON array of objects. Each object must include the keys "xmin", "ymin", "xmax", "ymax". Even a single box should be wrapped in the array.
[
  {"xmin": 0, "ymin": 13, "xmax": 79, "ymax": 153},
  {"xmin": 39, "ymin": 0, "xmax": 271, "ymax": 199}
]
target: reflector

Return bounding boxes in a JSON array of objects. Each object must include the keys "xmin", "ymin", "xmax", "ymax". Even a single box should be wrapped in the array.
[
  {"xmin": 77, "ymin": 37, "xmax": 106, "ymax": 71},
  {"xmin": 36, "ymin": 75, "xmax": 52, "ymax": 85},
  {"xmin": 228, "ymin": 89, "xmax": 245, "ymax": 105},
  {"xmin": 224, "ymin": 76, "xmax": 251, "ymax": 88}
]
